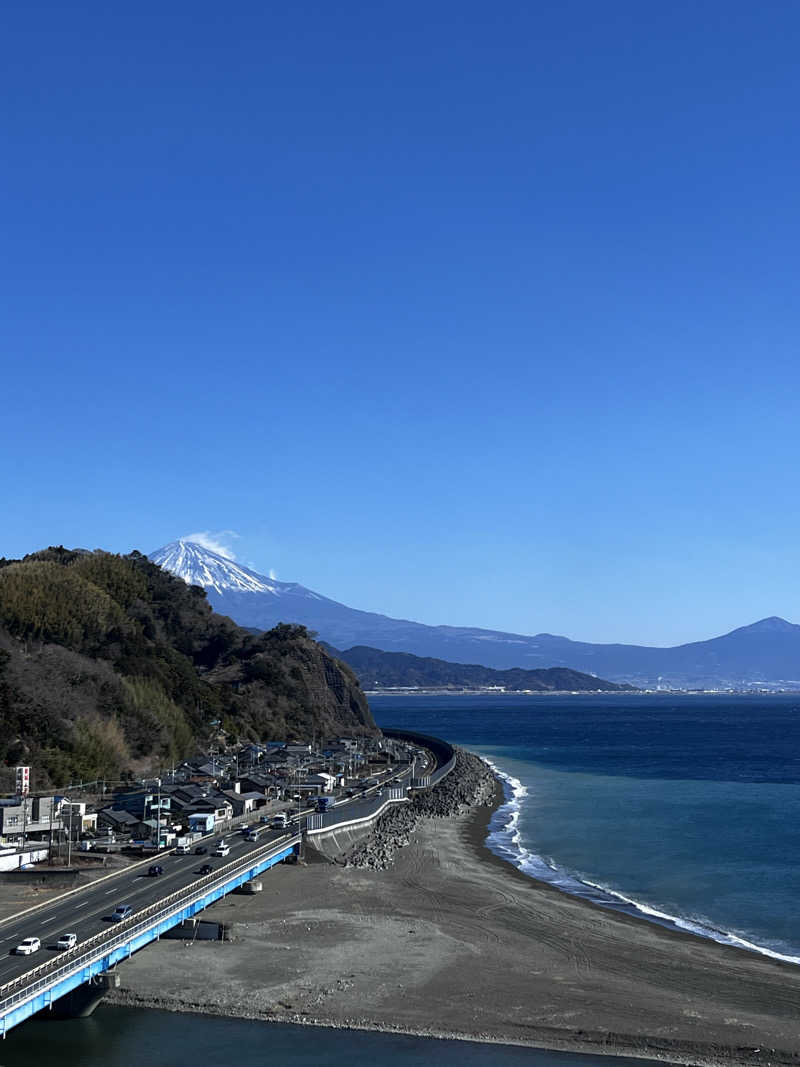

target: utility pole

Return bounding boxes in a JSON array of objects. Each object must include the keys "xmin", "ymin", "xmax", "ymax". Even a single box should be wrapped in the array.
[
  {"xmin": 67, "ymin": 801, "xmax": 74, "ymax": 867},
  {"xmin": 155, "ymin": 779, "xmax": 162, "ymax": 849}
]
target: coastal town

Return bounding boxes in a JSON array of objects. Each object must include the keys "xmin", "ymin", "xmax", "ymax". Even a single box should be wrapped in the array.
[
  {"xmin": 0, "ymin": 734, "xmax": 418, "ymax": 871},
  {"xmin": 4, "ymin": 0, "xmax": 800, "ymax": 1063},
  {"xmin": 2, "ymin": 734, "xmax": 800, "ymax": 1067}
]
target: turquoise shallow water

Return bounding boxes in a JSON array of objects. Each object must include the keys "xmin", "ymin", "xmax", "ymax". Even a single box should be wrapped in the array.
[
  {"xmin": 372, "ymin": 693, "xmax": 800, "ymax": 962},
  {"xmin": 7, "ymin": 693, "xmax": 796, "ymax": 1063}
]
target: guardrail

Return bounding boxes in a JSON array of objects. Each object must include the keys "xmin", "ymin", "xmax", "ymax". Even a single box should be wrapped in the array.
[
  {"xmin": 0, "ymin": 736, "xmax": 455, "ymax": 1029},
  {"xmin": 381, "ymin": 728, "xmax": 456, "ymax": 786},
  {"xmin": 429, "ymin": 753, "xmax": 456, "ymax": 785},
  {"xmin": 305, "ymin": 787, "xmax": 408, "ymax": 835},
  {"xmin": 303, "ymin": 735, "xmax": 455, "ymax": 837},
  {"xmin": 0, "ymin": 832, "xmax": 299, "ymax": 1021},
  {"xmin": 0, "ymin": 804, "xmax": 282, "ymax": 933}
]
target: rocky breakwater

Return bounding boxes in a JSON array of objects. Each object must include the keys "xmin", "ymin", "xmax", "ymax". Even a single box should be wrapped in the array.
[{"xmin": 344, "ymin": 748, "xmax": 496, "ymax": 870}]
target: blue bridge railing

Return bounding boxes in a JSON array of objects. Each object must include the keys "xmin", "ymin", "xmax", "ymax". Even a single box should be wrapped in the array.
[{"xmin": 0, "ymin": 833, "xmax": 299, "ymax": 1036}]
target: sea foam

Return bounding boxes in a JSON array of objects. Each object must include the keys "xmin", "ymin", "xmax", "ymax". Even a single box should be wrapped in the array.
[{"xmin": 482, "ymin": 757, "xmax": 800, "ymax": 968}]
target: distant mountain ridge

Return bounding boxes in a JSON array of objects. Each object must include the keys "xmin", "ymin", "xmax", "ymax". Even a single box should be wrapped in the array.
[
  {"xmin": 149, "ymin": 541, "xmax": 800, "ymax": 688},
  {"xmin": 325, "ymin": 645, "xmax": 633, "ymax": 693}
]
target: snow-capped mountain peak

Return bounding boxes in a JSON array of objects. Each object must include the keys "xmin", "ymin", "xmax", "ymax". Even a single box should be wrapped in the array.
[
  {"xmin": 147, "ymin": 540, "xmax": 800, "ymax": 688},
  {"xmin": 149, "ymin": 540, "xmax": 281, "ymax": 595}
]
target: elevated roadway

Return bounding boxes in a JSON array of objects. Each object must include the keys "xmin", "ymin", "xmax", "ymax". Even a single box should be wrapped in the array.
[
  {"xmin": 0, "ymin": 823, "xmax": 290, "ymax": 987},
  {"xmin": 0, "ymin": 739, "xmax": 448, "ymax": 1035},
  {"xmin": 0, "ymin": 823, "xmax": 298, "ymax": 1035}
]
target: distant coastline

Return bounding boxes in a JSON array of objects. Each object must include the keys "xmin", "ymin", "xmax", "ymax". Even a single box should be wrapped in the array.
[
  {"xmin": 364, "ymin": 687, "xmax": 640, "ymax": 696},
  {"xmin": 364, "ymin": 686, "xmax": 800, "ymax": 695}
]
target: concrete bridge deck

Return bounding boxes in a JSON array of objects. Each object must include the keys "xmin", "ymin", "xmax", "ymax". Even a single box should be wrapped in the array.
[
  {"xmin": 0, "ymin": 830, "xmax": 300, "ymax": 1035},
  {"xmin": 0, "ymin": 733, "xmax": 456, "ymax": 1036}
]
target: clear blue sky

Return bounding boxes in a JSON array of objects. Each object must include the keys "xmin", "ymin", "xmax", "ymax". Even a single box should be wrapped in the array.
[{"xmin": 2, "ymin": 2, "xmax": 799, "ymax": 646}]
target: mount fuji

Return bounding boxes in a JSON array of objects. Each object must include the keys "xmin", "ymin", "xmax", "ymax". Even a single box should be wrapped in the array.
[
  {"xmin": 151, "ymin": 540, "xmax": 312, "ymax": 597},
  {"xmin": 148, "ymin": 541, "xmax": 800, "ymax": 688}
]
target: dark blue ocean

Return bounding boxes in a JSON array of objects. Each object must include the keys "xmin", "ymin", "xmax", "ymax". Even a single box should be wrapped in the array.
[
  {"xmin": 371, "ymin": 692, "xmax": 800, "ymax": 963},
  {"xmin": 5, "ymin": 694, "xmax": 798, "ymax": 1066}
]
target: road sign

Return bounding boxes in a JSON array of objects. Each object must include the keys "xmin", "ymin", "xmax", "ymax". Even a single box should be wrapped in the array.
[{"xmin": 15, "ymin": 766, "xmax": 30, "ymax": 797}]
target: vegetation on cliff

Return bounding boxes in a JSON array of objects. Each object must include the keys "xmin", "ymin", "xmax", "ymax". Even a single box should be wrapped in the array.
[{"xmin": 0, "ymin": 548, "xmax": 375, "ymax": 790}]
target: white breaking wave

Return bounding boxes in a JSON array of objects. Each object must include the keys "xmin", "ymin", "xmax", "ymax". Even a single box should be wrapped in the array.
[{"xmin": 481, "ymin": 757, "xmax": 800, "ymax": 968}]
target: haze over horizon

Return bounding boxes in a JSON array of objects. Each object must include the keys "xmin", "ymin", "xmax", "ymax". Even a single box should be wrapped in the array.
[{"xmin": 4, "ymin": 3, "xmax": 800, "ymax": 646}]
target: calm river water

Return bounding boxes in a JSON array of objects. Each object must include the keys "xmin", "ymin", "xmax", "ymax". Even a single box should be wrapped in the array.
[{"xmin": 0, "ymin": 1005, "xmax": 658, "ymax": 1066}]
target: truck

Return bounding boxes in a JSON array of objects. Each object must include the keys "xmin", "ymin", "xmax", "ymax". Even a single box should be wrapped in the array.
[
  {"xmin": 315, "ymin": 796, "xmax": 335, "ymax": 813},
  {"xmin": 270, "ymin": 812, "xmax": 289, "ymax": 829}
]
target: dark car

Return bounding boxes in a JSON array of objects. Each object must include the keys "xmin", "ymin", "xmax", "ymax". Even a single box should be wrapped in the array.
[
  {"xmin": 194, "ymin": 845, "xmax": 207, "ymax": 855},
  {"xmin": 198, "ymin": 863, "xmax": 213, "ymax": 875},
  {"xmin": 148, "ymin": 865, "xmax": 164, "ymax": 877}
]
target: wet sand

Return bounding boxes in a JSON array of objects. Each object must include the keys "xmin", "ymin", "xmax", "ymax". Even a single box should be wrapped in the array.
[{"xmin": 109, "ymin": 783, "xmax": 800, "ymax": 1065}]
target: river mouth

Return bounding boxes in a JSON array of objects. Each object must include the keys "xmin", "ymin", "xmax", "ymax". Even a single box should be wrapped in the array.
[{"xmin": 0, "ymin": 1004, "xmax": 668, "ymax": 1067}]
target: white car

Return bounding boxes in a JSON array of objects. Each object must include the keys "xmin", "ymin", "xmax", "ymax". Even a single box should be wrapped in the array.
[
  {"xmin": 57, "ymin": 933, "xmax": 77, "ymax": 951},
  {"xmin": 15, "ymin": 937, "xmax": 41, "ymax": 956},
  {"xmin": 213, "ymin": 843, "xmax": 230, "ymax": 857}
]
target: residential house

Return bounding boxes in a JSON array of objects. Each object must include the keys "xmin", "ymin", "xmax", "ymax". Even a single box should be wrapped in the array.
[
  {"xmin": 304, "ymin": 772, "xmax": 336, "ymax": 793},
  {"xmin": 60, "ymin": 801, "xmax": 97, "ymax": 838},
  {"xmin": 237, "ymin": 773, "xmax": 285, "ymax": 797},
  {"xmin": 96, "ymin": 808, "xmax": 143, "ymax": 836},
  {"xmin": 112, "ymin": 790, "xmax": 172, "ymax": 821},
  {"xmin": 220, "ymin": 790, "xmax": 264, "ymax": 817},
  {"xmin": 182, "ymin": 796, "xmax": 233, "ymax": 825},
  {"xmin": 0, "ymin": 796, "xmax": 63, "ymax": 841}
]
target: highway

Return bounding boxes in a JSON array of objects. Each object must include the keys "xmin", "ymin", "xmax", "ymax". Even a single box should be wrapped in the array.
[
  {"xmin": 0, "ymin": 761, "xmax": 412, "ymax": 992},
  {"xmin": 0, "ymin": 821, "xmax": 289, "ymax": 988}
]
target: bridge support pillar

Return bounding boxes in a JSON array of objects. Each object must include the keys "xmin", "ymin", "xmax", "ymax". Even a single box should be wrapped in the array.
[{"xmin": 47, "ymin": 968, "xmax": 120, "ymax": 1019}]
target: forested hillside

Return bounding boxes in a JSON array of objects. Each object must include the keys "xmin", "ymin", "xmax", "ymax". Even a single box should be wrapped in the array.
[
  {"xmin": 0, "ymin": 548, "xmax": 375, "ymax": 789},
  {"xmin": 330, "ymin": 644, "xmax": 633, "ymax": 692}
]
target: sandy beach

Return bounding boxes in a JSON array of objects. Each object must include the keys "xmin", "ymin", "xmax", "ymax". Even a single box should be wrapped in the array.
[{"xmin": 109, "ymin": 775, "xmax": 800, "ymax": 1066}]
